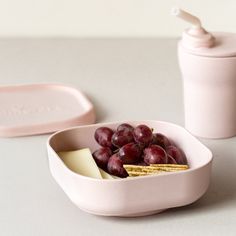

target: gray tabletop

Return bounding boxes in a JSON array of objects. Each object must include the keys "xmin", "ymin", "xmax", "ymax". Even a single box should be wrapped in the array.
[{"xmin": 0, "ymin": 39, "xmax": 235, "ymax": 236}]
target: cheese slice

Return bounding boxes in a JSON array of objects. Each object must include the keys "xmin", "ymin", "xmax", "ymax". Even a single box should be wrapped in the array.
[
  {"xmin": 58, "ymin": 148, "xmax": 102, "ymax": 179},
  {"xmin": 99, "ymin": 168, "xmax": 115, "ymax": 179},
  {"xmin": 112, "ymin": 175, "xmax": 121, "ymax": 179}
]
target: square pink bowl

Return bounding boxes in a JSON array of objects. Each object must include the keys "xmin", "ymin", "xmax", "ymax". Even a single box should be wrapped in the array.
[{"xmin": 47, "ymin": 120, "xmax": 213, "ymax": 217}]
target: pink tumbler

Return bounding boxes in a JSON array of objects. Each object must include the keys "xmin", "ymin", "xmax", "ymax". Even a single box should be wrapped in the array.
[{"xmin": 172, "ymin": 8, "xmax": 236, "ymax": 138}]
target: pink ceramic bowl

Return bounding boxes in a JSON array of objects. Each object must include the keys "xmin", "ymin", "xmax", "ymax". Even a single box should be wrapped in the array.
[{"xmin": 47, "ymin": 120, "xmax": 213, "ymax": 217}]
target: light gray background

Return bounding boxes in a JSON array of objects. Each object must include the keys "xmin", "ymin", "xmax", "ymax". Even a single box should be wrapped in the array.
[{"xmin": 0, "ymin": 39, "xmax": 235, "ymax": 236}]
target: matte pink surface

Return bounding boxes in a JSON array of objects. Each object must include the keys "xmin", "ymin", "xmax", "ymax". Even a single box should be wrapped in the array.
[
  {"xmin": 178, "ymin": 42, "xmax": 236, "ymax": 138},
  {"xmin": 0, "ymin": 83, "xmax": 95, "ymax": 137},
  {"xmin": 47, "ymin": 120, "xmax": 213, "ymax": 217},
  {"xmin": 181, "ymin": 32, "xmax": 236, "ymax": 57}
]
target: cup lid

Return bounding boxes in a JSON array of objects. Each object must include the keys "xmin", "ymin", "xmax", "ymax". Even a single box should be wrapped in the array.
[
  {"xmin": 172, "ymin": 7, "xmax": 236, "ymax": 58},
  {"xmin": 0, "ymin": 83, "xmax": 96, "ymax": 137},
  {"xmin": 180, "ymin": 32, "xmax": 236, "ymax": 58}
]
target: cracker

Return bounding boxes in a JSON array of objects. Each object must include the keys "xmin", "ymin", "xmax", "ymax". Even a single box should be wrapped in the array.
[
  {"xmin": 126, "ymin": 170, "xmax": 163, "ymax": 177},
  {"xmin": 124, "ymin": 164, "xmax": 189, "ymax": 177},
  {"xmin": 150, "ymin": 164, "xmax": 189, "ymax": 169}
]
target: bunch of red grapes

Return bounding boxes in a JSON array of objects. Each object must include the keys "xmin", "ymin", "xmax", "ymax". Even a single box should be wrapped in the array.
[{"xmin": 92, "ymin": 123, "xmax": 187, "ymax": 178}]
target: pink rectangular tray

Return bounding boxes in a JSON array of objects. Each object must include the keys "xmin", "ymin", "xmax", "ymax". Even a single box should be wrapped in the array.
[{"xmin": 0, "ymin": 83, "xmax": 95, "ymax": 137}]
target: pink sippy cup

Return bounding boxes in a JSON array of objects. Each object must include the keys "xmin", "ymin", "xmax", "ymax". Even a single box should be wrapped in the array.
[{"xmin": 172, "ymin": 8, "xmax": 236, "ymax": 138}]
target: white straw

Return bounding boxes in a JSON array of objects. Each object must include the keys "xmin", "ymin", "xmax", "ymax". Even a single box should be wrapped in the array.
[{"xmin": 171, "ymin": 7, "xmax": 202, "ymax": 28}]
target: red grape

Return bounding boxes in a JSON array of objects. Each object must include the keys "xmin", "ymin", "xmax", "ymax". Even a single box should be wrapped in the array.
[
  {"xmin": 166, "ymin": 145, "xmax": 187, "ymax": 165},
  {"xmin": 107, "ymin": 154, "xmax": 128, "ymax": 178},
  {"xmin": 94, "ymin": 127, "xmax": 114, "ymax": 148},
  {"xmin": 152, "ymin": 133, "xmax": 171, "ymax": 149},
  {"xmin": 143, "ymin": 145, "xmax": 168, "ymax": 164},
  {"xmin": 133, "ymin": 124, "xmax": 153, "ymax": 145},
  {"xmin": 117, "ymin": 123, "xmax": 134, "ymax": 132},
  {"xmin": 92, "ymin": 147, "xmax": 112, "ymax": 170},
  {"xmin": 167, "ymin": 154, "xmax": 177, "ymax": 164},
  {"xmin": 136, "ymin": 161, "xmax": 148, "ymax": 166},
  {"xmin": 111, "ymin": 130, "xmax": 134, "ymax": 148},
  {"xmin": 118, "ymin": 142, "xmax": 142, "ymax": 164},
  {"xmin": 93, "ymin": 123, "xmax": 188, "ymax": 177}
]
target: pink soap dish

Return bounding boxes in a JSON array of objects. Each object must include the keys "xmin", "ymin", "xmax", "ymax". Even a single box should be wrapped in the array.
[
  {"xmin": 47, "ymin": 120, "xmax": 213, "ymax": 217},
  {"xmin": 0, "ymin": 83, "xmax": 95, "ymax": 137}
]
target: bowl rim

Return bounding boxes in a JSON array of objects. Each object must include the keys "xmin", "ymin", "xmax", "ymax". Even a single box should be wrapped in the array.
[{"xmin": 47, "ymin": 120, "xmax": 213, "ymax": 182}]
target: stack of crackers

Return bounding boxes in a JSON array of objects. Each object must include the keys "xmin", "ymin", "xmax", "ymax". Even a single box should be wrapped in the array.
[{"xmin": 124, "ymin": 164, "xmax": 189, "ymax": 177}]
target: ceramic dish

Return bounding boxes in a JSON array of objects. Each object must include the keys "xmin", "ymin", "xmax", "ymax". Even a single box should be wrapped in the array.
[{"xmin": 47, "ymin": 120, "xmax": 213, "ymax": 217}]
